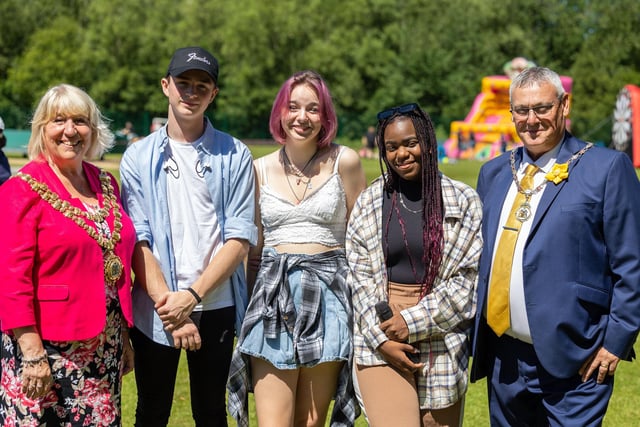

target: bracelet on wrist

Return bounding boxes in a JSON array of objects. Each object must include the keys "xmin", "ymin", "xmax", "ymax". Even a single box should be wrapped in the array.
[
  {"xmin": 22, "ymin": 351, "xmax": 49, "ymax": 368},
  {"xmin": 185, "ymin": 287, "xmax": 202, "ymax": 304}
]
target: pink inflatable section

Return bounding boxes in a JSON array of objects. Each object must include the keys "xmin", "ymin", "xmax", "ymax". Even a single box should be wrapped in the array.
[{"xmin": 444, "ymin": 75, "xmax": 572, "ymax": 160}]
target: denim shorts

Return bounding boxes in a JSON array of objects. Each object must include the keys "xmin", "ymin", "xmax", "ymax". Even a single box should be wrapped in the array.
[{"xmin": 238, "ymin": 256, "xmax": 351, "ymax": 369}]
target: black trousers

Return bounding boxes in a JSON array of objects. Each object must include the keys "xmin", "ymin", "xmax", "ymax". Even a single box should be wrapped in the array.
[{"xmin": 130, "ymin": 306, "xmax": 235, "ymax": 427}]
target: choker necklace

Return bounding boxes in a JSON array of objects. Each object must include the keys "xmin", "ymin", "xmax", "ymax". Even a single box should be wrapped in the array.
[
  {"xmin": 18, "ymin": 170, "xmax": 124, "ymax": 285},
  {"xmin": 281, "ymin": 147, "xmax": 319, "ymax": 188},
  {"xmin": 509, "ymin": 143, "xmax": 593, "ymax": 222}
]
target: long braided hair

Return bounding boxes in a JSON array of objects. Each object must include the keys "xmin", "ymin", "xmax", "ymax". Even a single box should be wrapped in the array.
[{"xmin": 376, "ymin": 106, "xmax": 444, "ymax": 298}]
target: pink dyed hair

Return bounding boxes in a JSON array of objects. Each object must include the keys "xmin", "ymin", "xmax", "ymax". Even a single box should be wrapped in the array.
[{"xmin": 269, "ymin": 70, "xmax": 337, "ymax": 148}]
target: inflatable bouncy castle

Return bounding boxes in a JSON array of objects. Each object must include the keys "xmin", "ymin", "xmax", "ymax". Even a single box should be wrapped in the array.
[{"xmin": 443, "ymin": 70, "xmax": 572, "ymax": 161}]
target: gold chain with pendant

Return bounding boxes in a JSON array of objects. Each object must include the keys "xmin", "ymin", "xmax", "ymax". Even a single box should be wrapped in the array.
[
  {"xmin": 17, "ymin": 170, "xmax": 124, "ymax": 285},
  {"xmin": 508, "ymin": 143, "xmax": 593, "ymax": 222}
]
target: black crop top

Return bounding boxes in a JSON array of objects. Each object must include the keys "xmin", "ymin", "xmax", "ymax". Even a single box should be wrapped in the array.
[{"xmin": 382, "ymin": 180, "xmax": 427, "ymax": 284}]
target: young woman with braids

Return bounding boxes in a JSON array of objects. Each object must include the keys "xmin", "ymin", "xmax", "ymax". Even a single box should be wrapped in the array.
[{"xmin": 345, "ymin": 103, "xmax": 483, "ymax": 426}]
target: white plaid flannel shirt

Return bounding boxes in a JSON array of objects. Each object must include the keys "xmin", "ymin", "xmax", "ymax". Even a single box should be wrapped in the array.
[{"xmin": 346, "ymin": 174, "xmax": 482, "ymax": 409}]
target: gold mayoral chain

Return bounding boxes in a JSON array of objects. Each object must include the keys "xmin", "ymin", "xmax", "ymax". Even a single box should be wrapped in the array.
[
  {"xmin": 17, "ymin": 171, "xmax": 124, "ymax": 285},
  {"xmin": 508, "ymin": 143, "xmax": 593, "ymax": 223}
]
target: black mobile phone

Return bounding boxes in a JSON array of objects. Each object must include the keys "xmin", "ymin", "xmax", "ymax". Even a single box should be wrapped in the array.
[{"xmin": 407, "ymin": 348, "xmax": 420, "ymax": 363}]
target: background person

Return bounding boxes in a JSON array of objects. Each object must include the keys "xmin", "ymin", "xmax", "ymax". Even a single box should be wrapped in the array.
[
  {"xmin": 116, "ymin": 121, "xmax": 139, "ymax": 146},
  {"xmin": 471, "ymin": 66, "xmax": 640, "ymax": 426},
  {"xmin": 0, "ymin": 117, "xmax": 10, "ymax": 184},
  {"xmin": 346, "ymin": 103, "xmax": 482, "ymax": 427},
  {"xmin": 0, "ymin": 84, "xmax": 136, "ymax": 425},
  {"xmin": 503, "ymin": 56, "xmax": 536, "ymax": 79},
  {"xmin": 359, "ymin": 125, "xmax": 376, "ymax": 159},
  {"xmin": 120, "ymin": 46, "xmax": 257, "ymax": 427},
  {"xmin": 227, "ymin": 70, "xmax": 366, "ymax": 427}
]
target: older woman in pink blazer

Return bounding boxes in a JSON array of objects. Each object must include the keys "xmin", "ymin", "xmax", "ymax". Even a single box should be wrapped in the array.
[{"xmin": 0, "ymin": 84, "xmax": 136, "ymax": 426}]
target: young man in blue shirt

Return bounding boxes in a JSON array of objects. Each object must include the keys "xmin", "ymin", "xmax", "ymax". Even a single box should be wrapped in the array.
[{"xmin": 120, "ymin": 46, "xmax": 257, "ymax": 426}]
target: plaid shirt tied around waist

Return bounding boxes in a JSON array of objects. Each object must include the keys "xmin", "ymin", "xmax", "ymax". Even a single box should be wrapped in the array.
[{"xmin": 227, "ymin": 248, "xmax": 360, "ymax": 426}]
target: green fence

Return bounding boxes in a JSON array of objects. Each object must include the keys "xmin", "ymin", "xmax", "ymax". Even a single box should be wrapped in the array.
[{"xmin": 3, "ymin": 129, "xmax": 30, "ymax": 157}]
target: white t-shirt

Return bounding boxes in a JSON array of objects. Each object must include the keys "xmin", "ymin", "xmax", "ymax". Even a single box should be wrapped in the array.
[{"xmin": 165, "ymin": 137, "xmax": 233, "ymax": 311}]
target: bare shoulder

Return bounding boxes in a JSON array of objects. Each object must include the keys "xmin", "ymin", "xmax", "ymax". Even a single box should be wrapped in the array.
[
  {"xmin": 337, "ymin": 145, "xmax": 366, "ymax": 195},
  {"xmin": 256, "ymin": 148, "xmax": 285, "ymax": 182},
  {"xmin": 337, "ymin": 145, "xmax": 363, "ymax": 171},
  {"xmin": 254, "ymin": 148, "xmax": 280, "ymax": 167}
]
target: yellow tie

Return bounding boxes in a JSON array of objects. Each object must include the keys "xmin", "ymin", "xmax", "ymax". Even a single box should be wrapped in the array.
[{"xmin": 487, "ymin": 164, "xmax": 539, "ymax": 336}]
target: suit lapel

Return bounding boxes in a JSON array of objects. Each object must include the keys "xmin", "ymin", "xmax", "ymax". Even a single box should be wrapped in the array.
[
  {"xmin": 529, "ymin": 133, "xmax": 587, "ymax": 236},
  {"xmin": 484, "ymin": 155, "xmax": 518, "ymax": 258}
]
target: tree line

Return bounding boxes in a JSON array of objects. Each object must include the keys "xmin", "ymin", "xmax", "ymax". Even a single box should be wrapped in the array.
[{"xmin": 0, "ymin": 0, "xmax": 638, "ymax": 143}]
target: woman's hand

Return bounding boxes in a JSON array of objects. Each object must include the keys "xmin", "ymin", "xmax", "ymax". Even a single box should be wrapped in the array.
[
  {"xmin": 121, "ymin": 328, "xmax": 135, "ymax": 376},
  {"xmin": 380, "ymin": 312, "xmax": 410, "ymax": 342},
  {"xmin": 21, "ymin": 356, "xmax": 53, "ymax": 400},
  {"xmin": 15, "ymin": 327, "xmax": 53, "ymax": 399},
  {"xmin": 377, "ymin": 340, "xmax": 424, "ymax": 373}
]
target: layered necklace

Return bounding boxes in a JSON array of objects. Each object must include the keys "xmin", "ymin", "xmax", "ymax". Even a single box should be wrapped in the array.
[
  {"xmin": 281, "ymin": 147, "xmax": 319, "ymax": 203},
  {"xmin": 508, "ymin": 143, "xmax": 593, "ymax": 222},
  {"xmin": 17, "ymin": 170, "xmax": 124, "ymax": 285}
]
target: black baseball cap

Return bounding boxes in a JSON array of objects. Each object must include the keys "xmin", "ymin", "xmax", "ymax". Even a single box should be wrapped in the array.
[{"xmin": 167, "ymin": 46, "xmax": 219, "ymax": 84}]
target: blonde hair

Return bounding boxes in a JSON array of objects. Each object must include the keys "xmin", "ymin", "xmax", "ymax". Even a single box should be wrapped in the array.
[{"xmin": 28, "ymin": 84, "xmax": 114, "ymax": 160}]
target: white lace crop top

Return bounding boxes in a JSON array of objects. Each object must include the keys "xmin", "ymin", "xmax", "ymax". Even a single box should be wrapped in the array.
[{"xmin": 258, "ymin": 146, "xmax": 348, "ymax": 247}]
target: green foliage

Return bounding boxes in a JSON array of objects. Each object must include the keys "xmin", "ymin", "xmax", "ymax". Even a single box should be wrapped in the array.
[
  {"xmin": 1, "ymin": 1, "xmax": 639, "ymax": 147},
  {"xmin": 7, "ymin": 17, "xmax": 88, "ymax": 111},
  {"xmin": 569, "ymin": 0, "xmax": 640, "ymax": 142}
]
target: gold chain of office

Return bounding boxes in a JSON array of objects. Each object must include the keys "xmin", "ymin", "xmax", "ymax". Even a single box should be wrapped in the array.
[
  {"xmin": 17, "ymin": 170, "xmax": 124, "ymax": 285},
  {"xmin": 508, "ymin": 143, "xmax": 593, "ymax": 222}
]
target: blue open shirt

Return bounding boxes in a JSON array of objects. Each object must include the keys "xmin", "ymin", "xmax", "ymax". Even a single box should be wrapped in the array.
[{"xmin": 120, "ymin": 118, "xmax": 257, "ymax": 346}]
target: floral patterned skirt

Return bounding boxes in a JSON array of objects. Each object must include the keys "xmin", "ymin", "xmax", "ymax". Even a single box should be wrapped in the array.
[{"xmin": 0, "ymin": 284, "xmax": 125, "ymax": 426}]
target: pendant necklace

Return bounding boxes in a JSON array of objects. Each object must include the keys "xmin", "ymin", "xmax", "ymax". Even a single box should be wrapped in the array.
[
  {"xmin": 281, "ymin": 147, "xmax": 319, "ymax": 189},
  {"xmin": 281, "ymin": 147, "xmax": 319, "ymax": 203},
  {"xmin": 18, "ymin": 170, "xmax": 124, "ymax": 285},
  {"xmin": 509, "ymin": 155, "xmax": 546, "ymax": 222}
]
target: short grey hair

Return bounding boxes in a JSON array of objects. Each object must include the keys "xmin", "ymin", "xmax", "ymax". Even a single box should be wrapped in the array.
[{"xmin": 509, "ymin": 66, "xmax": 566, "ymax": 103}]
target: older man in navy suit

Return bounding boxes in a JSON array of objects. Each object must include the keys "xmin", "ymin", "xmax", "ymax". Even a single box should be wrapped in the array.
[{"xmin": 471, "ymin": 67, "xmax": 640, "ymax": 426}]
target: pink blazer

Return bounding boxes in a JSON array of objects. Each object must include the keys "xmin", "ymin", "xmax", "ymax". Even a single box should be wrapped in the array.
[{"xmin": 0, "ymin": 159, "xmax": 135, "ymax": 341}]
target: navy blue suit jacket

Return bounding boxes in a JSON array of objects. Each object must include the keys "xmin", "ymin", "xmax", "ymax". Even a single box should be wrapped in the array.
[{"xmin": 471, "ymin": 132, "xmax": 640, "ymax": 381}]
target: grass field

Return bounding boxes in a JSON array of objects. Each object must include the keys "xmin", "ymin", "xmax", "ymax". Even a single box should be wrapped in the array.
[{"xmin": 9, "ymin": 147, "xmax": 640, "ymax": 426}]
